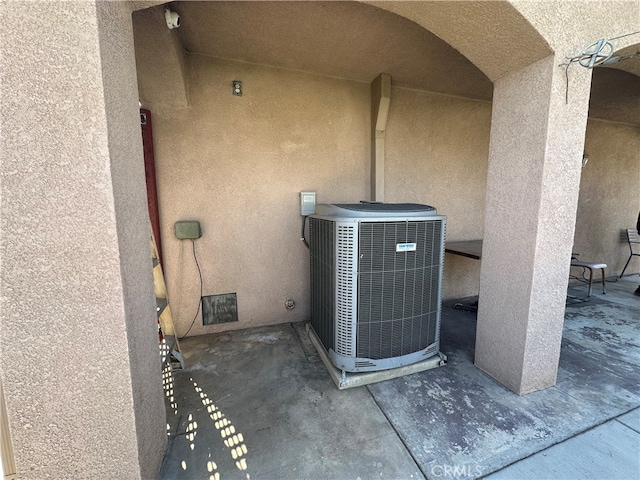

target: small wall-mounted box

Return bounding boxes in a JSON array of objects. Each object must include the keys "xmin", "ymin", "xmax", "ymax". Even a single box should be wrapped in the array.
[
  {"xmin": 300, "ymin": 191, "xmax": 316, "ymax": 216},
  {"xmin": 175, "ymin": 221, "xmax": 202, "ymax": 240}
]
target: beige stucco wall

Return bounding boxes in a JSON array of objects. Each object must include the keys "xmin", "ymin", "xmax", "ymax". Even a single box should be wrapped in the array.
[
  {"xmin": 141, "ymin": 54, "xmax": 494, "ymax": 336},
  {"xmin": 473, "ymin": 0, "xmax": 639, "ymax": 394},
  {"xmin": 1, "ymin": 0, "xmax": 637, "ymax": 476},
  {"xmin": 136, "ymin": 1, "xmax": 638, "ymax": 396},
  {"xmin": 513, "ymin": 0, "xmax": 640, "ymax": 55},
  {"xmin": 150, "ymin": 55, "xmax": 369, "ymax": 336},
  {"xmin": 142, "ymin": 50, "xmax": 638, "ymax": 341},
  {"xmin": 575, "ymin": 119, "xmax": 640, "ymax": 275},
  {"xmin": 95, "ymin": 3, "xmax": 168, "ymax": 478},
  {"xmin": 1, "ymin": 2, "xmax": 165, "ymax": 478},
  {"xmin": 385, "ymin": 88, "xmax": 492, "ymax": 299},
  {"xmin": 133, "ymin": 5, "xmax": 188, "ymax": 108},
  {"xmin": 136, "ymin": 0, "xmax": 636, "ymax": 344},
  {"xmin": 510, "ymin": 1, "xmax": 640, "ymax": 281}
]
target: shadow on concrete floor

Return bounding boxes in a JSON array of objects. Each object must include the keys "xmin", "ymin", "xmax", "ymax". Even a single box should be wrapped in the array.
[{"xmin": 158, "ymin": 276, "xmax": 640, "ymax": 480}]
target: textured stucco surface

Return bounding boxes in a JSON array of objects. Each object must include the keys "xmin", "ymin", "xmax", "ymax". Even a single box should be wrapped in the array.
[
  {"xmin": 1, "ymin": 1, "xmax": 164, "ymax": 478},
  {"xmin": 96, "ymin": 3, "xmax": 167, "ymax": 479},
  {"xmin": 168, "ymin": 1, "xmax": 493, "ymax": 100},
  {"xmin": 589, "ymin": 69, "xmax": 640, "ymax": 126},
  {"xmin": 367, "ymin": 0, "xmax": 552, "ymax": 82},
  {"xmin": 132, "ymin": 6, "xmax": 188, "ymax": 108},
  {"xmin": 137, "ymin": 53, "xmax": 494, "ymax": 336},
  {"xmin": 384, "ymin": 88, "xmax": 492, "ymax": 299},
  {"xmin": 134, "ymin": 3, "xmax": 639, "ymax": 392},
  {"xmin": 512, "ymin": 0, "xmax": 640, "ymax": 56},
  {"xmin": 575, "ymin": 119, "xmax": 640, "ymax": 274},
  {"xmin": 3, "ymin": 9, "xmax": 639, "ymax": 479},
  {"xmin": 472, "ymin": 0, "xmax": 640, "ymax": 394},
  {"xmin": 149, "ymin": 55, "xmax": 371, "ymax": 336},
  {"xmin": 475, "ymin": 50, "xmax": 595, "ymax": 394}
]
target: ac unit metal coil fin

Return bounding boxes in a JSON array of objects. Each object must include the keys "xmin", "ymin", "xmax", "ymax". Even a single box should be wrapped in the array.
[{"xmin": 308, "ymin": 203, "xmax": 446, "ymax": 373}]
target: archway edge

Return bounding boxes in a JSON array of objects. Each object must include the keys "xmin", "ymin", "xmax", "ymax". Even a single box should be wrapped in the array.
[
  {"xmin": 363, "ymin": 0, "xmax": 553, "ymax": 82},
  {"xmin": 608, "ymin": 43, "xmax": 640, "ymax": 77}
]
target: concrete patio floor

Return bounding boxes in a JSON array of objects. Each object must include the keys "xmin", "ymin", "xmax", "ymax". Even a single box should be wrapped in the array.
[{"xmin": 158, "ymin": 276, "xmax": 640, "ymax": 480}]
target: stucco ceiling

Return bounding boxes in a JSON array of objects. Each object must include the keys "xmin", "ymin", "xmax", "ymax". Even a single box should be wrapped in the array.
[
  {"xmin": 590, "ymin": 67, "xmax": 640, "ymax": 125},
  {"xmin": 151, "ymin": 1, "xmax": 639, "ymax": 125},
  {"xmin": 171, "ymin": 0, "xmax": 494, "ymax": 100}
]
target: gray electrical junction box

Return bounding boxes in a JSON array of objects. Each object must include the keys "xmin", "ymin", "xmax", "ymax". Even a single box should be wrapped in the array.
[{"xmin": 175, "ymin": 221, "xmax": 202, "ymax": 240}]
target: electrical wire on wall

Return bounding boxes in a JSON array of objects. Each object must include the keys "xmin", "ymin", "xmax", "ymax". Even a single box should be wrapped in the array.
[
  {"xmin": 180, "ymin": 239, "xmax": 204, "ymax": 339},
  {"xmin": 560, "ymin": 31, "xmax": 640, "ymax": 104},
  {"xmin": 301, "ymin": 215, "xmax": 310, "ymax": 249}
]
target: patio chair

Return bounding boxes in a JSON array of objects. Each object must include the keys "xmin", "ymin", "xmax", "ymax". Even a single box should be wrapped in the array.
[
  {"xmin": 619, "ymin": 229, "xmax": 640, "ymax": 278},
  {"xmin": 570, "ymin": 255, "xmax": 606, "ymax": 297}
]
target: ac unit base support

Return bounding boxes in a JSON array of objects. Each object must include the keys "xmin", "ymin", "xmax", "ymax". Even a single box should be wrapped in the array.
[{"xmin": 305, "ymin": 323, "xmax": 447, "ymax": 390}]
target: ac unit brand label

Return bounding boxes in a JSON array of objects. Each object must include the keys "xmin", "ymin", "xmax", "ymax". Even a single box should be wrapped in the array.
[{"xmin": 396, "ymin": 242, "xmax": 417, "ymax": 252}]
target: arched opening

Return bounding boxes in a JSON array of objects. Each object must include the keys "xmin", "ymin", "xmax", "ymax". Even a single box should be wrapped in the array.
[
  {"xmin": 5, "ymin": 1, "xmax": 639, "ymax": 478},
  {"xmin": 575, "ymin": 45, "xmax": 640, "ymax": 272},
  {"xmin": 131, "ymin": 0, "xmax": 551, "ymax": 338}
]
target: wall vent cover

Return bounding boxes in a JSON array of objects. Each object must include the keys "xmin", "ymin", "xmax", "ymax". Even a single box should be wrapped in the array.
[{"xmin": 202, "ymin": 293, "xmax": 238, "ymax": 325}]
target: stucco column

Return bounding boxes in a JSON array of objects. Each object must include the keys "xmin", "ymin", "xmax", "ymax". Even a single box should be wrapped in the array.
[
  {"xmin": 0, "ymin": 2, "xmax": 165, "ymax": 478},
  {"xmin": 475, "ymin": 55, "xmax": 592, "ymax": 395}
]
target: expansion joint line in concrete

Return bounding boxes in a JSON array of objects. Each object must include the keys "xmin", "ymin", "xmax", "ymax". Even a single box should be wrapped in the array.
[{"xmin": 365, "ymin": 385, "xmax": 429, "ymax": 479}]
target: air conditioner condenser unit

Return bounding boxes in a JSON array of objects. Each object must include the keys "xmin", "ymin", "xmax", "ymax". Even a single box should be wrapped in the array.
[{"xmin": 309, "ymin": 203, "xmax": 446, "ymax": 373}]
